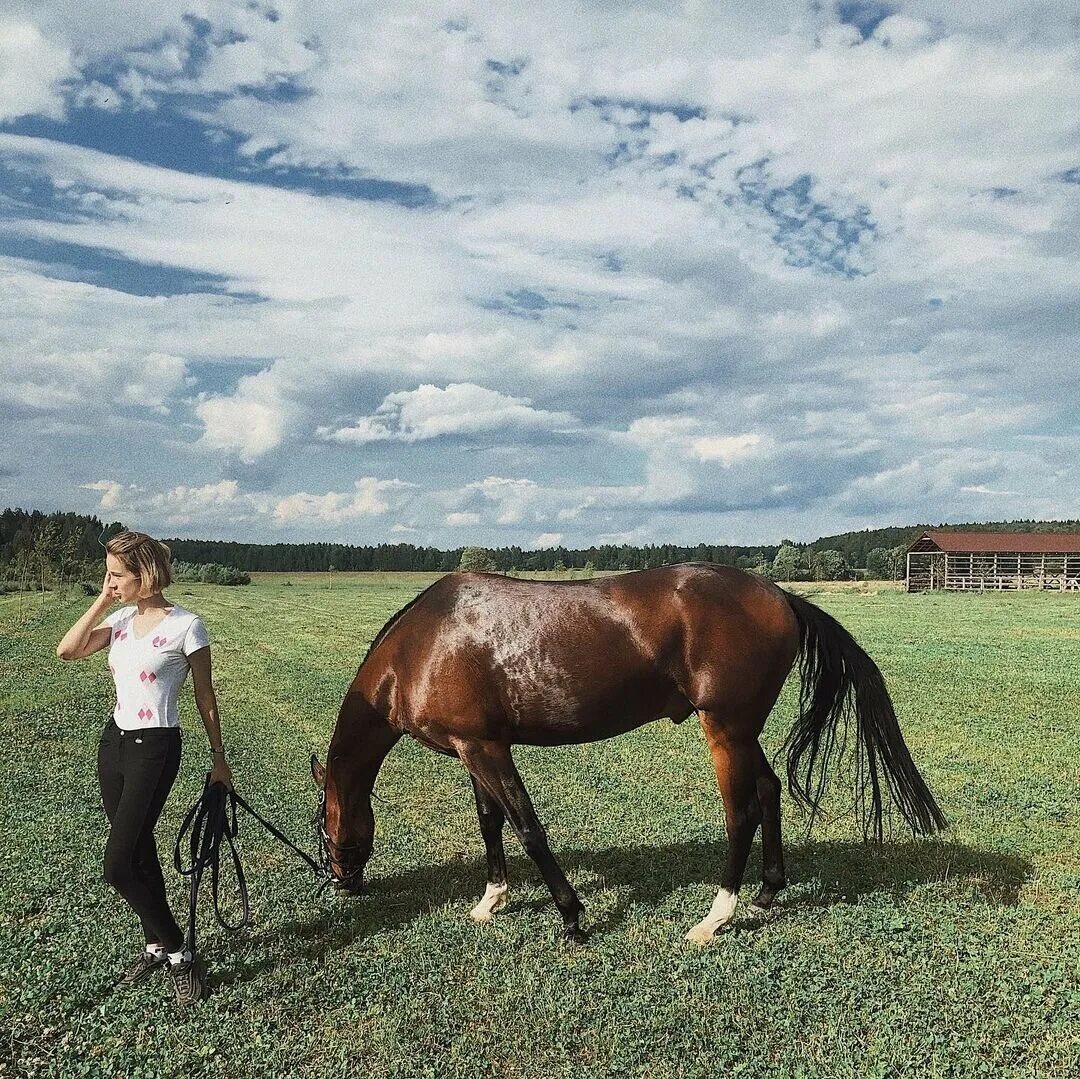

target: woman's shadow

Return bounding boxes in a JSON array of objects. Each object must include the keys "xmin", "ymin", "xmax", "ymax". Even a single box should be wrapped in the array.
[{"xmin": 210, "ymin": 837, "xmax": 1030, "ymax": 989}]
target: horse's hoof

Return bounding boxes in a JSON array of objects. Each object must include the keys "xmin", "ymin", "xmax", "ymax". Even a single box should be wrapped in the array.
[
  {"xmin": 469, "ymin": 883, "xmax": 509, "ymax": 922},
  {"xmin": 563, "ymin": 925, "xmax": 589, "ymax": 944},
  {"xmin": 685, "ymin": 925, "xmax": 714, "ymax": 946}
]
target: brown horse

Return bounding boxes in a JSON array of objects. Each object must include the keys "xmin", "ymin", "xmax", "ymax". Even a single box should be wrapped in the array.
[{"xmin": 311, "ymin": 564, "xmax": 944, "ymax": 943}]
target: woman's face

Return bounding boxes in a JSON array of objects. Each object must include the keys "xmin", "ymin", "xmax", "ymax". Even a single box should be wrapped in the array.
[{"xmin": 105, "ymin": 554, "xmax": 145, "ymax": 603}]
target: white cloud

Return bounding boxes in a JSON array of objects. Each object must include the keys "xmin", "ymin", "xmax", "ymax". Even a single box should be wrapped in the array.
[
  {"xmin": 871, "ymin": 15, "xmax": 936, "ymax": 49},
  {"xmin": 80, "ymin": 479, "xmax": 128, "ymax": 510},
  {"xmin": 622, "ymin": 417, "xmax": 768, "ymax": 500},
  {"xmin": 318, "ymin": 383, "xmax": 579, "ymax": 445},
  {"xmin": 80, "ymin": 478, "xmax": 242, "ymax": 526},
  {"xmin": 835, "ymin": 446, "xmax": 1078, "ymax": 523},
  {"xmin": 149, "ymin": 480, "xmax": 239, "ymax": 509},
  {"xmin": 691, "ymin": 433, "xmax": 762, "ymax": 465},
  {"xmin": 446, "ymin": 511, "xmax": 481, "ymax": 526},
  {"xmin": 960, "ymin": 484, "xmax": 1020, "ymax": 496},
  {"xmin": 120, "ymin": 352, "xmax": 189, "ymax": 413},
  {"xmin": 79, "ymin": 474, "xmax": 417, "ymax": 529},
  {"xmin": 464, "ymin": 476, "xmax": 542, "ymax": 525},
  {"xmin": 194, "ymin": 370, "xmax": 289, "ymax": 463},
  {"xmin": 4, "ymin": 2, "xmax": 1079, "ymax": 544},
  {"xmin": 0, "ymin": 22, "xmax": 73, "ymax": 122},
  {"xmin": 532, "ymin": 532, "xmax": 562, "ymax": 547},
  {"xmin": 270, "ymin": 478, "xmax": 416, "ymax": 523},
  {"xmin": 0, "ymin": 338, "xmax": 189, "ymax": 415}
]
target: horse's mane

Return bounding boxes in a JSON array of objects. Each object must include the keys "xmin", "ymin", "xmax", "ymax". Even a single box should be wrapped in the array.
[{"xmin": 360, "ymin": 582, "xmax": 438, "ymax": 663}]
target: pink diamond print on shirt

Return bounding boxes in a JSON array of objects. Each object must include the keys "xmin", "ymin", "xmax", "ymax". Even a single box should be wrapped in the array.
[
  {"xmin": 138, "ymin": 707, "xmax": 154, "ymax": 721},
  {"xmin": 139, "ymin": 670, "xmax": 157, "ymax": 683},
  {"xmin": 152, "ymin": 635, "xmax": 167, "ymax": 647},
  {"xmin": 114, "ymin": 629, "xmax": 128, "ymax": 641}
]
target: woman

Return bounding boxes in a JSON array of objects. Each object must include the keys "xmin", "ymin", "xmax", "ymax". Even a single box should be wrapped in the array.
[{"xmin": 57, "ymin": 530, "xmax": 233, "ymax": 1006}]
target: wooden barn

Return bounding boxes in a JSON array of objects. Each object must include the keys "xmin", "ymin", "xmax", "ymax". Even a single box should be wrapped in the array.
[{"xmin": 905, "ymin": 531, "xmax": 1080, "ymax": 592}]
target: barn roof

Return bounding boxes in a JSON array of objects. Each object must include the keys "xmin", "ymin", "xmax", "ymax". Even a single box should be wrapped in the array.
[{"xmin": 908, "ymin": 530, "xmax": 1080, "ymax": 554}]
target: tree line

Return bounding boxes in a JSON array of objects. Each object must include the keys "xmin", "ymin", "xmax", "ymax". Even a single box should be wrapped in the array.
[{"xmin": 4, "ymin": 506, "xmax": 1077, "ymax": 592}]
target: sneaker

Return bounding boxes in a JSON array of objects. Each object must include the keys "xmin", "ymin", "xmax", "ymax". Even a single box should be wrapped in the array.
[
  {"xmin": 168, "ymin": 954, "xmax": 206, "ymax": 1006},
  {"xmin": 119, "ymin": 948, "xmax": 167, "ymax": 986}
]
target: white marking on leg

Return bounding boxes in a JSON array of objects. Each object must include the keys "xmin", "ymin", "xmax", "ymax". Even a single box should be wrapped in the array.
[
  {"xmin": 685, "ymin": 887, "xmax": 737, "ymax": 944},
  {"xmin": 469, "ymin": 882, "xmax": 509, "ymax": 923}
]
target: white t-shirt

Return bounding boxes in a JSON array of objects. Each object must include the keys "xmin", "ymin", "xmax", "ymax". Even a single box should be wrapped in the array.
[{"xmin": 104, "ymin": 603, "xmax": 210, "ymax": 730}]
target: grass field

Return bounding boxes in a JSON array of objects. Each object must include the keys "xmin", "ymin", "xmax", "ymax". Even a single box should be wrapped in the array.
[{"xmin": 1, "ymin": 574, "xmax": 1077, "ymax": 1078}]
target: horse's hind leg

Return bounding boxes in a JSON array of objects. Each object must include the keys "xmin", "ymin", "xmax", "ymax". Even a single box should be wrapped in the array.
[
  {"xmin": 752, "ymin": 745, "xmax": 786, "ymax": 910},
  {"xmin": 454, "ymin": 738, "xmax": 586, "ymax": 943},
  {"xmin": 687, "ymin": 711, "xmax": 762, "ymax": 944},
  {"xmin": 469, "ymin": 774, "xmax": 509, "ymax": 922}
]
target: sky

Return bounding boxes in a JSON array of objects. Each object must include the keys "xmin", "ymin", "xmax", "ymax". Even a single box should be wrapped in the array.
[{"xmin": 1, "ymin": 1, "xmax": 1077, "ymax": 549}]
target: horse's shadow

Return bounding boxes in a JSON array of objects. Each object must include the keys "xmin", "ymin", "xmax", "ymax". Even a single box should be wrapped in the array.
[{"xmin": 210, "ymin": 837, "xmax": 1029, "ymax": 989}]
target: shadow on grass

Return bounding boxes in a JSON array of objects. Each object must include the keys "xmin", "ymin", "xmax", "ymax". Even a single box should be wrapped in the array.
[{"xmin": 210, "ymin": 837, "xmax": 1030, "ymax": 989}]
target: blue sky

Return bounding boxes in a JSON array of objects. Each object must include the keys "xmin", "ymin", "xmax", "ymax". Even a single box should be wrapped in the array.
[{"xmin": 1, "ymin": 2, "xmax": 1077, "ymax": 547}]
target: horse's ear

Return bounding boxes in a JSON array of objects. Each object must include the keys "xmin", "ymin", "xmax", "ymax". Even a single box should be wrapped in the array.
[{"xmin": 310, "ymin": 753, "xmax": 326, "ymax": 789}]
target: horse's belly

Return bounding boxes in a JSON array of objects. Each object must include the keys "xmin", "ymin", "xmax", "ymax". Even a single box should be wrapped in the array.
[
  {"xmin": 511, "ymin": 713, "xmax": 647, "ymax": 746},
  {"xmin": 507, "ymin": 684, "xmax": 692, "ymax": 746}
]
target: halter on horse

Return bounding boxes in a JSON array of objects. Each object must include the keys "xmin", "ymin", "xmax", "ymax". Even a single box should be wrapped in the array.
[{"xmin": 311, "ymin": 563, "xmax": 944, "ymax": 943}]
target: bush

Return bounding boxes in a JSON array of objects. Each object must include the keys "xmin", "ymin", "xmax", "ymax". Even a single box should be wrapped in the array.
[
  {"xmin": 769, "ymin": 543, "xmax": 805, "ymax": 581},
  {"xmin": 458, "ymin": 547, "xmax": 496, "ymax": 572},
  {"xmin": 171, "ymin": 560, "xmax": 251, "ymax": 586},
  {"xmin": 812, "ymin": 549, "xmax": 850, "ymax": 581}
]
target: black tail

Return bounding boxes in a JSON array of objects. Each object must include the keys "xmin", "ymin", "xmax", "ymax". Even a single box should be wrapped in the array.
[{"xmin": 781, "ymin": 592, "xmax": 946, "ymax": 841}]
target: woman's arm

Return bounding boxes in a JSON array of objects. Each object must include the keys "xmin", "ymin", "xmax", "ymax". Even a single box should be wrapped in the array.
[
  {"xmin": 56, "ymin": 574, "xmax": 116, "ymax": 660},
  {"xmin": 188, "ymin": 646, "xmax": 233, "ymax": 790}
]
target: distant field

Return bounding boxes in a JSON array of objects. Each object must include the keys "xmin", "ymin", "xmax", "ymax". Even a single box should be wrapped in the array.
[{"xmin": 1, "ymin": 574, "xmax": 1077, "ymax": 1077}]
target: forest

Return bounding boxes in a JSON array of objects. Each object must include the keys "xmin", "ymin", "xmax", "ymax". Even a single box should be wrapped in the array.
[{"xmin": 3, "ymin": 506, "xmax": 1078, "ymax": 587}]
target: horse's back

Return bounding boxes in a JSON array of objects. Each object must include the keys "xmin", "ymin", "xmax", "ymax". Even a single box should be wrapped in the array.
[{"xmin": 366, "ymin": 565, "xmax": 799, "ymax": 746}]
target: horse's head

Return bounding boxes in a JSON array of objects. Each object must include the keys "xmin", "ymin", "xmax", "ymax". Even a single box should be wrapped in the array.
[{"xmin": 311, "ymin": 750, "xmax": 373, "ymax": 894}]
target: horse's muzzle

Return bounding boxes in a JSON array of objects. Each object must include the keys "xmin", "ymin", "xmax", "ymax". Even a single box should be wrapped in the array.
[{"xmin": 332, "ymin": 872, "xmax": 364, "ymax": 895}]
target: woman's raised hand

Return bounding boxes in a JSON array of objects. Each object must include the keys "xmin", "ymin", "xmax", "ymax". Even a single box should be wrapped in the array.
[{"xmin": 99, "ymin": 571, "xmax": 118, "ymax": 605}]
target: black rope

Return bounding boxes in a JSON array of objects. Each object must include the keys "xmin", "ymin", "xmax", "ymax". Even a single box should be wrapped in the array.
[{"xmin": 172, "ymin": 774, "xmax": 327, "ymax": 954}]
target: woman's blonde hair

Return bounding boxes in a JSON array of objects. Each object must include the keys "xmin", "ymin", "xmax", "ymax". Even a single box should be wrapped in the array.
[{"xmin": 105, "ymin": 531, "xmax": 174, "ymax": 597}]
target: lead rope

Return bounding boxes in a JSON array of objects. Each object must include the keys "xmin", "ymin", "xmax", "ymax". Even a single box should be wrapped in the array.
[{"xmin": 172, "ymin": 775, "xmax": 328, "ymax": 955}]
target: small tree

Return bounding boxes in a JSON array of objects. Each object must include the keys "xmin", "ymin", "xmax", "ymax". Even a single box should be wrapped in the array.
[
  {"xmin": 59, "ymin": 531, "xmax": 82, "ymax": 598},
  {"xmin": 886, "ymin": 545, "xmax": 908, "ymax": 580},
  {"xmin": 865, "ymin": 547, "xmax": 890, "ymax": 580},
  {"xmin": 770, "ymin": 543, "xmax": 802, "ymax": 582},
  {"xmin": 459, "ymin": 546, "xmax": 496, "ymax": 571},
  {"xmin": 32, "ymin": 520, "xmax": 63, "ymax": 600},
  {"xmin": 813, "ymin": 549, "xmax": 849, "ymax": 581}
]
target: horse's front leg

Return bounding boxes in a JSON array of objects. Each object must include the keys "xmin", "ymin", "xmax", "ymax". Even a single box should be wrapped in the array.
[
  {"xmin": 454, "ymin": 737, "xmax": 586, "ymax": 943},
  {"xmin": 469, "ymin": 774, "xmax": 509, "ymax": 922}
]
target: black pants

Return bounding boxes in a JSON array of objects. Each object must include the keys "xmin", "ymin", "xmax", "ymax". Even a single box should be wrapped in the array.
[{"xmin": 97, "ymin": 718, "xmax": 185, "ymax": 953}]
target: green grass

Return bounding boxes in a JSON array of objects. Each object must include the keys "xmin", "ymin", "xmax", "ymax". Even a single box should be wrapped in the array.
[{"xmin": 1, "ymin": 576, "xmax": 1077, "ymax": 1078}]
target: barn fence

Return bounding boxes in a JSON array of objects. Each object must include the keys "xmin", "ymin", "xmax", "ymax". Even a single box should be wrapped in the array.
[{"xmin": 906, "ymin": 551, "xmax": 1080, "ymax": 592}]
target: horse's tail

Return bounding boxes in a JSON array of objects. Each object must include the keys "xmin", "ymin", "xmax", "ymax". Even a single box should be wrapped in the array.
[{"xmin": 781, "ymin": 591, "xmax": 946, "ymax": 840}]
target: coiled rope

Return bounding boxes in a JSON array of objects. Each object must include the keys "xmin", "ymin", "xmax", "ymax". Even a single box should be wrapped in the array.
[{"xmin": 172, "ymin": 775, "xmax": 327, "ymax": 953}]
